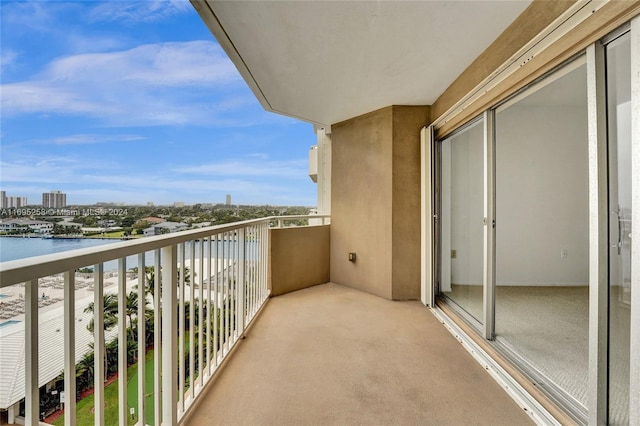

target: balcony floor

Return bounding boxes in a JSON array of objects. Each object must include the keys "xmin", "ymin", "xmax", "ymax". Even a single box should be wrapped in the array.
[{"xmin": 184, "ymin": 283, "xmax": 533, "ymax": 425}]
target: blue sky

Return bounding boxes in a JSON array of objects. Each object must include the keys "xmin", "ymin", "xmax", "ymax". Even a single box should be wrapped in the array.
[{"xmin": 0, "ymin": 1, "xmax": 317, "ymax": 206}]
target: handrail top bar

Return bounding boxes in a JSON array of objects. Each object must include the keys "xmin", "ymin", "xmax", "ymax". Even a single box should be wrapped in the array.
[{"xmin": 0, "ymin": 214, "xmax": 329, "ymax": 288}]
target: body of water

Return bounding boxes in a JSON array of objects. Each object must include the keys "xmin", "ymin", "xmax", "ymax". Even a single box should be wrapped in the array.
[
  {"xmin": 0, "ymin": 237, "xmax": 119, "ymax": 263},
  {"xmin": 0, "ymin": 236, "xmax": 258, "ymax": 269}
]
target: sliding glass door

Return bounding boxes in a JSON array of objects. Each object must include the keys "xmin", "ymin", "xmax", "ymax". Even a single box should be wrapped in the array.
[
  {"xmin": 432, "ymin": 21, "xmax": 639, "ymax": 423},
  {"xmin": 493, "ymin": 59, "xmax": 590, "ymax": 413},
  {"xmin": 606, "ymin": 30, "xmax": 631, "ymax": 426},
  {"xmin": 439, "ymin": 118, "xmax": 484, "ymax": 325}
]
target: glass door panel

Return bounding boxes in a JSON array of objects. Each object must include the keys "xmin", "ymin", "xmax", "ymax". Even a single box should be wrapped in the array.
[
  {"xmin": 494, "ymin": 61, "xmax": 590, "ymax": 409},
  {"xmin": 439, "ymin": 118, "xmax": 484, "ymax": 324},
  {"xmin": 606, "ymin": 31, "xmax": 631, "ymax": 426}
]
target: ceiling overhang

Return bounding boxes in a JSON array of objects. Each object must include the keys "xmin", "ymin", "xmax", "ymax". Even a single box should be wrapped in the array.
[{"xmin": 191, "ymin": 1, "xmax": 532, "ymax": 127}]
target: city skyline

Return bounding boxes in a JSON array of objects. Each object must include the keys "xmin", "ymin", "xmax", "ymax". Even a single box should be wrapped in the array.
[{"xmin": 0, "ymin": 1, "xmax": 317, "ymax": 206}]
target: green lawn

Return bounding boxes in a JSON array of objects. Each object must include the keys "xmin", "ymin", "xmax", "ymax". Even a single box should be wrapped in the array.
[
  {"xmin": 53, "ymin": 351, "xmax": 154, "ymax": 426},
  {"xmin": 92, "ymin": 231, "xmax": 126, "ymax": 238},
  {"xmin": 127, "ymin": 353, "xmax": 156, "ymax": 426}
]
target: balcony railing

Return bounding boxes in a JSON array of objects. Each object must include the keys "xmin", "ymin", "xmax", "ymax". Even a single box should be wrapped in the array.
[{"xmin": 0, "ymin": 215, "xmax": 329, "ymax": 426}]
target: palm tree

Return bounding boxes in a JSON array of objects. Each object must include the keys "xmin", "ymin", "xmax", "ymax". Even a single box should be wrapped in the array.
[{"xmin": 85, "ymin": 294, "xmax": 118, "ymax": 382}]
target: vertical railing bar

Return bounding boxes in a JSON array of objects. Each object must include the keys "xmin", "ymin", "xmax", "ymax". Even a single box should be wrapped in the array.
[
  {"xmin": 161, "ymin": 245, "xmax": 177, "ymax": 426},
  {"xmin": 237, "ymin": 230, "xmax": 241, "ymax": 333},
  {"xmin": 137, "ymin": 253, "xmax": 146, "ymax": 425},
  {"xmin": 25, "ymin": 279, "xmax": 38, "ymax": 426},
  {"xmin": 263, "ymin": 223, "xmax": 268, "ymax": 301},
  {"xmin": 117, "ymin": 258, "xmax": 127, "ymax": 426},
  {"xmin": 238, "ymin": 227, "xmax": 246, "ymax": 334},
  {"xmin": 254, "ymin": 225, "xmax": 258, "ymax": 315},
  {"xmin": 198, "ymin": 238, "xmax": 204, "ymax": 389},
  {"xmin": 258, "ymin": 224, "xmax": 263, "ymax": 307},
  {"xmin": 231, "ymin": 231, "xmax": 236, "ymax": 343},
  {"xmin": 250, "ymin": 226, "xmax": 254, "ymax": 319},
  {"xmin": 64, "ymin": 270, "xmax": 76, "ymax": 426},
  {"xmin": 224, "ymin": 231, "xmax": 229, "ymax": 355},
  {"xmin": 153, "ymin": 249, "xmax": 161, "ymax": 425},
  {"xmin": 213, "ymin": 233, "xmax": 219, "ymax": 369},
  {"xmin": 205, "ymin": 237, "xmax": 211, "ymax": 378},
  {"xmin": 94, "ymin": 264, "xmax": 105, "ymax": 426},
  {"xmin": 178, "ymin": 243, "xmax": 185, "ymax": 413},
  {"xmin": 248, "ymin": 226, "xmax": 252, "ymax": 320},
  {"xmin": 189, "ymin": 240, "xmax": 195, "ymax": 400},
  {"xmin": 234, "ymin": 229, "xmax": 239, "ymax": 340}
]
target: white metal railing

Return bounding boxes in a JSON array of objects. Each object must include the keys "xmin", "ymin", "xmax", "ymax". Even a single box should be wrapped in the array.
[{"xmin": 0, "ymin": 215, "xmax": 329, "ymax": 425}]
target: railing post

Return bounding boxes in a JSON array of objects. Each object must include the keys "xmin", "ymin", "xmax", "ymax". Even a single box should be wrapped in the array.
[
  {"xmin": 117, "ymin": 258, "xmax": 127, "ymax": 426},
  {"xmin": 25, "ymin": 279, "xmax": 38, "ymax": 426},
  {"xmin": 153, "ymin": 250, "xmax": 162, "ymax": 424},
  {"xmin": 238, "ymin": 228, "xmax": 246, "ymax": 334},
  {"xmin": 137, "ymin": 254, "xmax": 146, "ymax": 425},
  {"xmin": 189, "ymin": 241, "xmax": 195, "ymax": 400},
  {"xmin": 178, "ymin": 244, "xmax": 185, "ymax": 413},
  {"xmin": 161, "ymin": 245, "xmax": 177, "ymax": 426},
  {"xmin": 198, "ymin": 238, "xmax": 204, "ymax": 389},
  {"xmin": 64, "ymin": 271, "xmax": 76, "ymax": 426},
  {"xmin": 277, "ymin": 218, "xmax": 283, "ymax": 228},
  {"xmin": 93, "ymin": 264, "xmax": 105, "ymax": 426}
]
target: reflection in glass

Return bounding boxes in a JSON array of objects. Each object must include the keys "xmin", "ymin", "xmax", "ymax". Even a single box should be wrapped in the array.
[
  {"xmin": 439, "ymin": 118, "xmax": 484, "ymax": 324},
  {"xmin": 606, "ymin": 32, "xmax": 631, "ymax": 426},
  {"xmin": 494, "ymin": 61, "xmax": 589, "ymax": 408}
]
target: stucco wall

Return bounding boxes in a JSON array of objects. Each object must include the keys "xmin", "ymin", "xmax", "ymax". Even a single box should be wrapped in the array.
[
  {"xmin": 331, "ymin": 105, "xmax": 429, "ymax": 300},
  {"xmin": 391, "ymin": 107, "xmax": 431, "ymax": 299},
  {"xmin": 269, "ymin": 225, "xmax": 330, "ymax": 296}
]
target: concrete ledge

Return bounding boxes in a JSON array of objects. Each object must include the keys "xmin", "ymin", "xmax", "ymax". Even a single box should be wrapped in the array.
[{"xmin": 269, "ymin": 225, "xmax": 330, "ymax": 296}]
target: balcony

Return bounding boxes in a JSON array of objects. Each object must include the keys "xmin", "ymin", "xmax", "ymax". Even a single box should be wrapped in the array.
[
  {"xmin": 182, "ymin": 282, "xmax": 531, "ymax": 426},
  {"xmin": 0, "ymin": 214, "xmax": 534, "ymax": 426}
]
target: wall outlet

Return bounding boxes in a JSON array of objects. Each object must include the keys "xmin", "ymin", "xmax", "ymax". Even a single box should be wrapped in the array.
[
  {"xmin": 451, "ymin": 249, "xmax": 457, "ymax": 259},
  {"xmin": 348, "ymin": 252, "xmax": 357, "ymax": 262},
  {"xmin": 560, "ymin": 250, "xmax": 568, "ymax": 259}
]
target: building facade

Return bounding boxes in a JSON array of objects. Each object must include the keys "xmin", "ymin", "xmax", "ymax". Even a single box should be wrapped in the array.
[{"xmin": 42, "ymin": 191, "xmax": 66, "ymax": 209}]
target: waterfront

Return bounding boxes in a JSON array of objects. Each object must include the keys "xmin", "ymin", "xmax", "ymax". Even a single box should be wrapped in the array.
[{"xmin": 0, "ymin": 236, "xmax": 120, "ymax": 263}]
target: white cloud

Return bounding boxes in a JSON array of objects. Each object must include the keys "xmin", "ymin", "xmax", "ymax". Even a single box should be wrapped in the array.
[
  {"xmin": 0, "ymin": 49, "xmax": 19, "ymax": 73},
  {"xmin": 0, "ymin": 41, "xmax": 249, "ymax": 127},
  {"xmin": 45, "ymin": 134, "xmax": 146, "ymax": 145},
  {"xmin": 43, "ymin": 41, "xmax": 238, "ymax": 87},
  {"xmin": 89, "ymin": 0, "xmax": 193, "ymax": 24},
  {"xmin": 175, "ymin": 158, "xmax": 308, "ymax": 178}
]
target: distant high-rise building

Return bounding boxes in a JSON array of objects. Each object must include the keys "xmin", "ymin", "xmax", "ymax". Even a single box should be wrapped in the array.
[
  {"xmin": 174, "ymin": 202, "xmax": 185, "ymax": 207},
  {"xmin": 6, "ymin": 196, "xmax": 27, "ymax": 208},
  {"xmin": 147, "ymin": 202, "xmax": 154, "ymax": 207},
  {"xmin": 42, "ymin": 190, "xmax": 66, "ymax": 208},
  {"xmin": 226, "ymin": 194, "xmax": 231, "ymax": 206},
  {"xmin": 0, "ymin": 191, "xmax": 6, "ymax": 208}
]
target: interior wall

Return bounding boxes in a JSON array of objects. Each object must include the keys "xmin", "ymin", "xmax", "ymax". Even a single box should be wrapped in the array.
[
  {"xmin": 495, "ymin": 105, "xmax": 589, "ymax": 285},
  {"xmin": 331, "ymin": 105, "xmax": 429, "ymax": 300}
]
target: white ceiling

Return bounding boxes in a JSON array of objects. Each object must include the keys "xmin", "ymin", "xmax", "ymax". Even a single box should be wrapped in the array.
[{"xmin": 196, "ymin": 1, "xmax": 532, "ymax": 127}]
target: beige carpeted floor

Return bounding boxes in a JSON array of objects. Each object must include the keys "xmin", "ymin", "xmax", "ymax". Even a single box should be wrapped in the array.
[
  {"xmin": 183, "ymin": 283, "xmax": 533, "ymax": 426},
  {"xmin": 443, "ymin": 284, "xmax": 630, "ymax": 422}
]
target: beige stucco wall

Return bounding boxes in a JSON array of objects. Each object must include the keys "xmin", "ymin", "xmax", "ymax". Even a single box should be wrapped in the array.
[
  {"xmin": 269, "ymin": 225, "xmax": 330, "ymax": 296},
  {"xmin": 391, "ymin": 107, "xmax": 430, "ymax": 299},
  {"xmin": 331, "ymin": 105, "xmax": 430, "ymax": 300}
]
